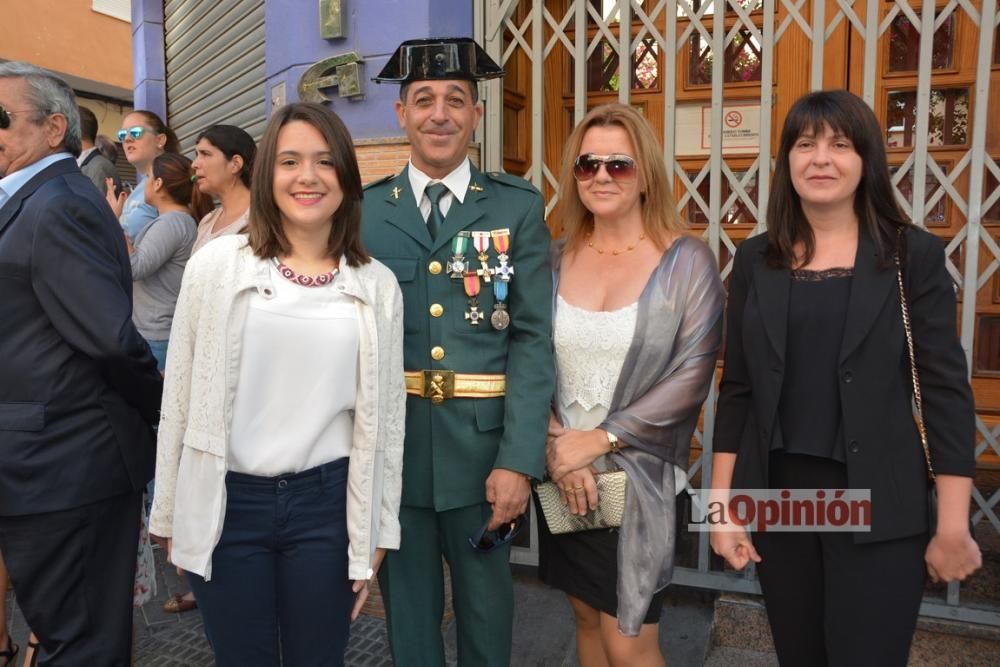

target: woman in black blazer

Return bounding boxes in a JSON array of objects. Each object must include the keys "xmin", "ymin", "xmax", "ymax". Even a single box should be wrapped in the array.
[{"xmin": 710, "ymin": 90, "xmax": 981, "ymax": 666}]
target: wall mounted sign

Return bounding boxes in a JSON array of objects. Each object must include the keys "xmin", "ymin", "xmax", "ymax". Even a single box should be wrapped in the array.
[
  {"xmin": 298, "ymin": 52, "xmax": 365, "ymax": 103},
  {"xmin": 675, "ymin": 103, "xmax": 762, "ymax": 156},
  {"xmin": 319, "ymin": 0, "xmax": 343, "ymax": 39}
]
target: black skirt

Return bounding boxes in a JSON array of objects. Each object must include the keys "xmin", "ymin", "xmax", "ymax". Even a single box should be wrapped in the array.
[{"xmin": 533, "ymin": 494, "xmax": 666, "ymax": 624}]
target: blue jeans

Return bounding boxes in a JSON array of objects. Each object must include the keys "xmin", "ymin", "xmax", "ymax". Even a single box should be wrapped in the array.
[
  {"xmin": 144, "ymin": 339, "xmax": 167, "ymax": 511},
  {"xmin": 187, "ymin": 458, "xmax": 353, "ymax": 667},
  {"xmin": 146, "ymin": 339, "xmax": 168, "ymax": 372}
]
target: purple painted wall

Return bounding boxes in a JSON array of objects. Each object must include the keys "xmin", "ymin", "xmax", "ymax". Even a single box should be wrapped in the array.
[
  {"xmin": 264, "ymin": 0, "xmax": 474, "ymax": 140},
  {"xmin": 132, "ymin": 1, "xmax": 474, "ymax": 140},
  {"xmin": 130, "ymin": 0, "xmax": 166, "ymax": 118}
]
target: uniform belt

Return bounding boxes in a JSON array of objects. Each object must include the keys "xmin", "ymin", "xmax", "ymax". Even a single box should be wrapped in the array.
[{"xmin": 404, "ymin": 370, "xmax": 506, "ymax": 403}]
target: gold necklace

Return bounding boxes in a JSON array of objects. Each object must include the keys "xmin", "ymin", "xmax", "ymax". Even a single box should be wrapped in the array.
[{"xmin": 586, "ymin": 232, "xmax": 646, "ymax": 256}]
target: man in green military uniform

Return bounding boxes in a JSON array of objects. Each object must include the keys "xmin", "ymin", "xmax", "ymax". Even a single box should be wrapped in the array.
[{"xmin": 361, "ymin": 38, "xmax": 554, "ymax": 666}]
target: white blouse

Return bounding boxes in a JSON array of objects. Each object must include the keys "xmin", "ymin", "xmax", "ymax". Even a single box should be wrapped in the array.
[
  {"xmin": 228, "ymin": 264, "xmax": 359, "ymax": 476},
  {"xmin": 555, "ymin": 293, "xmax": 638, "ymax": 473}
]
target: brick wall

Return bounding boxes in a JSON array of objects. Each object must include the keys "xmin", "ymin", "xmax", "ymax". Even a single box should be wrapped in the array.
[{"xmin": 355, "ymin": 137, "xmax": 482, "ymax": 186}]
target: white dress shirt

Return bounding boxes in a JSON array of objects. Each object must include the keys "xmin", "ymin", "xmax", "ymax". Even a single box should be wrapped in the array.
[{"xmin": 407, "ymin": 158, "xmax": 470, "ymax": 223}]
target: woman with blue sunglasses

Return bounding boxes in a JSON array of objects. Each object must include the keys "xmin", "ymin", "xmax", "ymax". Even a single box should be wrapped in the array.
[{"xmin": 106, "ymin": 110, "xmax": 180, "ymax": 241}]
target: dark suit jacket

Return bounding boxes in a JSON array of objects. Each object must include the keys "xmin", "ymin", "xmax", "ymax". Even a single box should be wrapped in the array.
[
  {"xmin": 714, "ymin": 226, "xmax": 975, "ymax": 542},
  {"xmin": 0, "ymin": 158, "xmax": 162, "ymax": 516}
]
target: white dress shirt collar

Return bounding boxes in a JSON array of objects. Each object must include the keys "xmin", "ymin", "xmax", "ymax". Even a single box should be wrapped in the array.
[
  {"xmin": 407, "ymin": 158, "xmax": 470, "ymax": 208},
  {"xmin": 77, "ymin": 147, "xmax": 97, "ymax": 166}
]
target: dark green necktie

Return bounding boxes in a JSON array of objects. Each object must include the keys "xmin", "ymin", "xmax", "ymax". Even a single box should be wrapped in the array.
[{"xmin": 425, "ymin": 182, "xmax": 448, "ymax": 241}]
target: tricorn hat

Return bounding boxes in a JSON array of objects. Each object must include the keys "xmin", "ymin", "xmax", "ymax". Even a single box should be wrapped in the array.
[{"xmin": 373, "ymin": 37, "xmax": 504, "ymax": 84}]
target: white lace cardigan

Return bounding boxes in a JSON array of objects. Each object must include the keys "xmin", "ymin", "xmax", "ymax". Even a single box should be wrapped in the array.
[{"xmin": 149, "ymin": 235, "xmax": 406, "ymax": 581}]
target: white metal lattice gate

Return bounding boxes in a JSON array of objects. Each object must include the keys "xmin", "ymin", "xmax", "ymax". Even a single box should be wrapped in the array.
[{"xmin": 476, "ymin": 0, "xmax": 1000, "ymax": 627}]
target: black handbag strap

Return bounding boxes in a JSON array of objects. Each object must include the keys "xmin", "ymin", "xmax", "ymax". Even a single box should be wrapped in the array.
[
  {"xmin": 80, "ymin": 149, "xmax": 99, "ymax": 169},
  {"xmin": 895, "ymin": 227, "xmax": 935, "ymax": 481}
]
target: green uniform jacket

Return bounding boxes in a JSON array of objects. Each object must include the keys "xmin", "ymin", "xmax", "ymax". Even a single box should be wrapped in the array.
[{"xmin": 361, "ymin": 165, "xmax": 554, "ymax": 511}]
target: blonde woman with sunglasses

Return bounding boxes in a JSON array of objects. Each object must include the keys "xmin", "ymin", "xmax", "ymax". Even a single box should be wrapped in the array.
[
  {"xmin": 106, "ymin": 110, "xmax": 180, "ymax": 241},
  {"xmin": 538, "ymin": 103, "xmax": 724, "ymax": 667}
]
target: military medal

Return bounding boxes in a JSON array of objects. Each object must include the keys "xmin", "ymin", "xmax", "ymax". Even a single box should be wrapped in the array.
[
  {"xmin": 491, "ymin": 228, "xmax": 514, "ymax": 282},
  {"xmin": 491, "ymin": 279, "xmax": 510, "ymax": 330},
  {"xmin": 463, "ymin": 272, "xmax": 484, "ymax": 326},
  {"xmin": 472, "ymin": 231, "xmax": 493, "ymax": 283},
  {"xmin": 448, "ymin": 232, "xmax": 470, "ymax": 279}
]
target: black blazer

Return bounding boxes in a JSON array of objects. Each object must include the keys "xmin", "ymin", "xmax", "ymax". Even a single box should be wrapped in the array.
[
  {"xmin": 714, "ymin": 226, "xmax": 975, "ymax": 543},
  {"xmin": 0, "ymin": 158, "xmax": 163, "ymax": 516}
]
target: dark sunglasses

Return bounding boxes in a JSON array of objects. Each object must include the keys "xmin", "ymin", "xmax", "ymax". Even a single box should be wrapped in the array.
[
  {"xmin": 573, "ymin": 153, "xmax": 638, "ymax": 182},
  {"xmin": 0, "ymin": 105, "xmax": 42, "ymax": 130},
  {"xmin": 468, "ymin": 514, "xmax": 525, "ymax": 553},
  {"xmin": 117, "ymin": 126, "xmax": 157, "ymax": 142}
]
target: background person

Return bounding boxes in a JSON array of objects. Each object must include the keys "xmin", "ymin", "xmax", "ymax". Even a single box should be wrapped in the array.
[
  {"xmin": 540, "ymin": 103, "xmax": 724, "ymax": 667},
  {"xmin": 1, "ymin": 556, "xmax": 40, "ymax": 667},
  {"xmin": 0, "ymin": 60, "xmax": 162, "ymax": 666},
  {"xmin": 129, "ymin": 152, "xmax": 212, "ymax": 370},
  {"xmin": 0, "ymin": 555, "xmax": 19, "ymax": 666},
  {"xmin": 77, "ymin": 104, "xmax": 121, "ymax": 196},
  {"xmin": 710, "ymin": 90, "xmax": 981, "ymax": 666},
  {"xmin": 95, "ymin": 133, "xmax": 118, "ymax": 163},
  {"xmin": 190, "ymin": 124, "xmax": 255, "ymax": 254},
  {"xmin": 150, "ymin": 102, "xmax": 405, "ymax": 666},
  {"xmin": 362, "ymin": 38, "xmax": 555, "ymax": 667},
  {"xmin": 106, "ymin": 109, "xmax": 180, "ymax": 240}
]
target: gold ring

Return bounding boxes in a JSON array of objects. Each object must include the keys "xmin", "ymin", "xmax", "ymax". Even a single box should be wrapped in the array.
[{"xmin": 573, "ymin": 485, "xmax": 584, "ymax": 490}]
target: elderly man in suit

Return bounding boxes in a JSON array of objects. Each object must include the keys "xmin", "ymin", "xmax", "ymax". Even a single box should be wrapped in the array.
[
  {"xmin": 0, "ymin": 61, "xmax": 162, "ymax": 666},
  {"xmin": 361, "ymin": 38, "xmax": 554, "ymax": 666}
]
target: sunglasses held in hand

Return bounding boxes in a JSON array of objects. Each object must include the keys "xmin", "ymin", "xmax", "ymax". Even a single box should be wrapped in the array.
[
  {"xmin": 573, "ymin": 153, "xmax": 638, "ymax": 182},
  {"xmin": 468, "ymin": 514, "xmax": 526, "ymax": 553}
]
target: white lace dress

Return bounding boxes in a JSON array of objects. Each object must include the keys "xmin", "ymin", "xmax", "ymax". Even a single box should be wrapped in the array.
[{"xmin": 541, "ymin": 295, "xmax": 674, "ymax": 619}]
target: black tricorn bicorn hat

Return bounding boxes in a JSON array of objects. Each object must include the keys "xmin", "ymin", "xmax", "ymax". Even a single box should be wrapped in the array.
[{"xmin": 373, "ymin": 37, "xmax": 504, "ymax": 84}]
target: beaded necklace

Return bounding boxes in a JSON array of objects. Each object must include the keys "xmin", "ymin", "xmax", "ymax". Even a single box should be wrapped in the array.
[{"xmin": 272, "ymin": 258, "xmax": 338, "ymax": 287}]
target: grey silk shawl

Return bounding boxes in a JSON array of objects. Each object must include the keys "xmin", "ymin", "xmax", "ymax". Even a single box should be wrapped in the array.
[{"xmin": 551, "ymin": 235, "xmax": 725, "ymax": 635}]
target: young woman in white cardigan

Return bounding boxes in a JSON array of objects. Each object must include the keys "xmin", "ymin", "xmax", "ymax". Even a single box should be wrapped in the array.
[{"xmin": 150, "ymin": 102, "xmax": 405, "ymax": 666}]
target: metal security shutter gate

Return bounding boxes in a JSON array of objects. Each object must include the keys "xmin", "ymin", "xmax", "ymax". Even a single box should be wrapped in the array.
[{"xmin": 163, "ymin": 0, "xmax": 266, "ymax": 152}]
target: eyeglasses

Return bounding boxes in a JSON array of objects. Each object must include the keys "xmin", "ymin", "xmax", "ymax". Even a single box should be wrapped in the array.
[
  {"xmin": 572, "ymin": 153, "xmax": 638, "ymax": 182},
  {"xmin": 468, "ymin": 514, "xmax": 525, "ymax": 553},
  {"xmin": 0, "ymin": 105, "xmax": 43, "ymax": 130},
  {"xmin": 117, "ymin": 126, "xmax": 157, "ymax": 142}
]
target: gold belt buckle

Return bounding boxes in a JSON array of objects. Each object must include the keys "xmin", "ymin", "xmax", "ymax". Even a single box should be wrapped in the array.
[{"xmin": 423, "ymin": 369, "xmax": 455, "ymax": 404}]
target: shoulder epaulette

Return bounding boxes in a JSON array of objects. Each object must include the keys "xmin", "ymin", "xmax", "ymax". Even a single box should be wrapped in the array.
[
  {"xmin": 363, "ymin": 173, "xmax": 397, "ymax": 191},
  {"xmin": 485, "ymin": 170, "xmax": 539, "ymax": 193}
]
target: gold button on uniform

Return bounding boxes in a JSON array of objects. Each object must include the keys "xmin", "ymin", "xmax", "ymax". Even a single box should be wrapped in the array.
[
  {"xmin": 429, "ymin": 303, "xmax": 444, "ymax": 317},
  {"xmin": 428, "ymin": 261, "xmax": 443, "ymax": 275},
  {"xmin": 431, "ymin": 346, "xmax": 445, "ymax": 361}
]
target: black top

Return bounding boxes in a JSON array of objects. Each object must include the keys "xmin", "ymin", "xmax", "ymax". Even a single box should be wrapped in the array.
[{"xmin": 775, "ymin": 267, "xmax": 853, "ymax": 462}]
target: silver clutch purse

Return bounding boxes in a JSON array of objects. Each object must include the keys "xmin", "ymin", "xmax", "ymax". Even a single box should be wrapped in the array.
[{"xmin": 535, "ymin": 470, "xmax": 627, "ymax": 534}]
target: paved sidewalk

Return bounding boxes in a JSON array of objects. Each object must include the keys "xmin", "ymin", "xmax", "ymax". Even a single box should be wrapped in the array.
[{"xmin": 5, "ymin": 549, "xmax": 716, "ymax": 666}]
